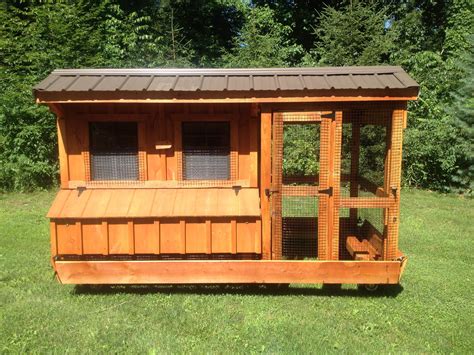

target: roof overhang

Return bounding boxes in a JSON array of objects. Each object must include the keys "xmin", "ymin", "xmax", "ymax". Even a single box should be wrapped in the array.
[{"xmin": 34, "ymin": 66, "xmax": 419, "ymax": 104}]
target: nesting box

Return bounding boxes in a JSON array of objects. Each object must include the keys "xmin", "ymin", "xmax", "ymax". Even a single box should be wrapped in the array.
[{"xmin": 33, "ymin": 66, "xmax": 418, "ymax": 285}]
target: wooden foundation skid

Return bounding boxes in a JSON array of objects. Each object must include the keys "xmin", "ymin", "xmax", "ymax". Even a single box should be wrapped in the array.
[{"xmin": 53, "ymin": 259, "xmax": 407, "ymax": 285}]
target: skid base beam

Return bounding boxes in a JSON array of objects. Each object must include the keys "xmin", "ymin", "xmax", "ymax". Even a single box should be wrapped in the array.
[{"xmin": 54, "ymin": 259, "xmax": 406, "ymax": 285}]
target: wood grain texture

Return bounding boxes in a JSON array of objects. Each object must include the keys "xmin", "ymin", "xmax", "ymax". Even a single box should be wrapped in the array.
[
  {"xmin": 54, "ymin": 260, "xmax": 404, "ymax": 285},
  {"xmin": 260, "ymin": 108, "xmax": 272, "ymax": 259},
  {"xmin": 56, "ymin": 118, "xmax": 69, "ymax": 188},
  {"xmin": 82, "ymin": 221, "xmax": 108, "ymax": 255},
  {"xmin": 48, "ymin": 188, "xmax": 260, "ymax": 218}
]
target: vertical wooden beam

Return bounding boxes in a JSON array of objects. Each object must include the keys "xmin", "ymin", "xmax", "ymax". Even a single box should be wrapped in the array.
[
  {"xmin": 349, "ymin": 122, "xmax": 360, "ymax": 230},
  {"xmin": 260, "ymin": 106, "xmax": 272, "ymax": 259},
  {"xmin": 270, "ymin": 113, "xmax": 283, "ymax": 260},
  {"xmin": 175, "ymin": 120, "xmax": 183, "ymax": 181},
  {"xmin": 231, "ymin": 219, "xmax": 237, "ymax": 254},
  {"xmin": 138, "ymin": 121, "xmax": 148, "ymax": 181},
  {"xmin": 331, "ymin": 111, "xmax": 343, "ymax": 260},
  {"xmin": 206, "ymin": 220, "xmax": 212, "ymax": 254},
  {"xmin": 128, "ymin": 221, "xmax": 135, "ymax": 255},
  {"xmin": 326, "ymin": 116, "xmax": 335, "ymax": 259},
  {"xmin": 102, "ymin": 221, "xmax": 109, "ymax": 255},
  {"xmin": 56, "ymin": 117, "xmax": 69, "ymax": 188},
  {"xmin": 154, "ymin": 220, "xmax": 161, "ymax": 254},
  {"xmin": 318, "ymin": 117, "xmax": 331, "ymax": 260},
  {"xmin": 158, "ymin": 104, "xmax": 167, "ymax": 180},
  {"xmin": 249, "ymin": 105, "xmax": 259, "ymax": 187},
  {"xmin": 385, "ymin": 108, "xmax": 405, "ymax": 260},
  {"xmin": 76, "ymin": 221, "xmax": 83, "ymax": 255},
  {"xmin": 50, "ymin": 221, "xmax": 58, "ymax": 265},
  {"xmin": 180, "ymin": 220, "xmax": 186, "ymax": 254},
  {"xmin": 231, "ymin": 106, "xmax": 240, "ymax": 181},
  {"xmin": 255, "ymin": 219, "xmax": 262, "ymax": 254}
]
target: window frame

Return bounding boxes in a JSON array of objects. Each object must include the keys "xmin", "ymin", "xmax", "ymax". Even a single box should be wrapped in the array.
[
  {"xmin": 173, "ymin": 114, "xmax": 238, "ymax": 185},
  {"xmin": 82, "ymin": 114, "xmax": 148, "ymax": 185}
]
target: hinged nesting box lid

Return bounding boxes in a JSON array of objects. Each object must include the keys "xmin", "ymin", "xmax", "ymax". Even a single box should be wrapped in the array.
[{"xmin": 47, "ymin": 188, "xmax": 260, "ymax": 219}]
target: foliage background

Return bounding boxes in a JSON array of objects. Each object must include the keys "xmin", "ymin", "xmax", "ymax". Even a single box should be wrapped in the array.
[{"xmin": 0, "ymin": 0, "xmax": 472, "ymax": 192}]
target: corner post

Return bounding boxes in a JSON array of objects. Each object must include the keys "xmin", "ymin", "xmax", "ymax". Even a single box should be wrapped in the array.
[
  {"xmin": 260, "ymin": 105, "xmax": 272, "ymax": 259},
  {"xmin": 385, "ymin": 105, "xmax": 405, "ymax": 260},
  {"xmin": 50, "ymin": 104, "xmax": 69, "ymax": 188}
]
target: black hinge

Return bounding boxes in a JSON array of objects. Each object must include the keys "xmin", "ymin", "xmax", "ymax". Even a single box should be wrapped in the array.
[
  {"xmin": 318, "ymin": 187, "xmax": 333, "ymax": 196},
  {"xmin": 321, "ymin": 112, "xmax": 336, "ymax": 120},
  {"xmin": 265, "ymin": 188, "xmax": 279, "ymax": 198}
]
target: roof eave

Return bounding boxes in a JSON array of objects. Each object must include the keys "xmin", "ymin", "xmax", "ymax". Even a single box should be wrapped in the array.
[{"xmin": 34, "ymin": 87, "xmax": 419, "ymax": 104}]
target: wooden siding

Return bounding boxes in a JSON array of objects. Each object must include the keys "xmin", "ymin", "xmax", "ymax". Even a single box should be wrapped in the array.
[
  {"xmin": 60, "ymin": 103, "xmax": 258, "ymax": 187},
  {"xmin": 51, "ymin": 218, "xmax": 261, "ymax": 256}
]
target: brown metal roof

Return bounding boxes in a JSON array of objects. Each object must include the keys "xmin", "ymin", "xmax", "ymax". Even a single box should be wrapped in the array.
[{"xmin": 34, "ymin": 66, "xmax": 419, "ymax": 102}]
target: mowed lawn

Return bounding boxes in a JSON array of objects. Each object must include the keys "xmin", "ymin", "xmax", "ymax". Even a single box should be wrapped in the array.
[{"xmin": 0, "ymin": 189, "xmax": 472, "ymax": 353}]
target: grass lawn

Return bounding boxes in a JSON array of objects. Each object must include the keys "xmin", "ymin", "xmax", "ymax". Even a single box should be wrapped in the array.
[{"xmin": 1, "ymin": 189, "xmax": 473, "ymax": 353}]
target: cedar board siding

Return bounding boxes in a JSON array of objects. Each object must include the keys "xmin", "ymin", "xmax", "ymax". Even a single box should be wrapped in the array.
[{"xmin": 62, "ymin": 103, "xmax": 258, "ymax": 187}]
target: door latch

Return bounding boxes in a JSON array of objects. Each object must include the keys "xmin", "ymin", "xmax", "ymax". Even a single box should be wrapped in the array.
[
  {"xmin": 265, "ymin": 188, "xmax": 279, "ymax": 198},
  {"xmin": 318, "ymin": 187, "xmax": 333, "ymax": 196}
]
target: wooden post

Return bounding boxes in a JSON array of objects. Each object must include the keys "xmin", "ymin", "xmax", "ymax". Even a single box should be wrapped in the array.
[
  {"xmin": 260, "ymin": 106, "xmax": 272, "ymax": 259},
  {"xmin": 318, "ymin": 117, "xmax": 331, "ymax": 260},
  {"xmin": 385, "ymin": 108, "xmax": 405, "ymax": 260},
  {"xmin": 349, "ymin": 121, "xmax": 360, "ymax": 230},
  {"xmin": 55, "ymin": 111, "xmax": 69, "ymax": 188},
  {"xmin": 249, "ymin": 105, "xmax": 259, "ymax": 187},
  {"xmin": 331, "ymin": 111, "xmax": 343, "ymax": 260}
]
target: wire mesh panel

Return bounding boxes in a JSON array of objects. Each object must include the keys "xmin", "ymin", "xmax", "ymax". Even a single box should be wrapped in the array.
[
  {"xmin": 339, "ymin": 105, "xmax": 405, "ymax": 261},
  {"xmin": 89, "ymin": 122, "xmax": 139, "ymax": 181},
  {"xmin": 175, "ymin": 119, "xmax": 238, "ymax": 187},
  {"xmin": 182, "ymin": 122, "xmax": 231, "ymax": 180},
  {"xmin": 340, "ymin": 110, "xmax": 391, "ymax": 197},
  {"xmin": 272, "ymin": 112, "xmax": 332, "ymax": 260}
]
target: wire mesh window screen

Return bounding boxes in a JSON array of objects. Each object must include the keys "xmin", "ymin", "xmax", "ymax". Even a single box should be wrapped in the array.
[
  {"xmin": 182, "ymin": 121, "xmax": 231, "ymax": 180},
  {"xmin": 89, "ymin": 122, "xmax": 139, "ymax": 181}
]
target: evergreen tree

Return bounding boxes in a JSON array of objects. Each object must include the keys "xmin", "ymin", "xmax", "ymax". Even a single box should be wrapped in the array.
[{"xmin": 222, "ymin": 6, "xmax": 303, "ymax": 67}]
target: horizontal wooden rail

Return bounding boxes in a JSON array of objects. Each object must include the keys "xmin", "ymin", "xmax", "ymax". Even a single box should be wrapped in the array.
[
  {"xmin": 53, "ymin": 260, "xmax": 404, "ymax": 285},
  {"xmin": 281, "ymin": 185, "xmax": 319, "ymax": 197},
  {"xmin": 340, "ymin": 197, "xmax": 396, "ymax": 208}
]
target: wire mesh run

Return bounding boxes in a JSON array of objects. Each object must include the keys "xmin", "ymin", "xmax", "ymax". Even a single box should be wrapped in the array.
[
  {"xmin": 272, "ymin": 113, "xmax": 328, "ymax": 260},
  {"xmin": 340, "ymin": 110, "xmax": 390, "ymax": 197},
  {"xmin": 338, "ymin": 106, "xmax": 404, "ymax": 261},
  {"xmin": 339, "ymin": 207, "xmax": 387, "ymax": 261},
  {"xmin": 273, "ymin": 105, "xmax": 403, "ymax": 262}
]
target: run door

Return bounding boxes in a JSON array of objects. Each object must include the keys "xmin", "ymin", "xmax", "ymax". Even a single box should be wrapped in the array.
[{"xmin": 271, "ymin": 111, "xmax": 336, "ymax": 260}]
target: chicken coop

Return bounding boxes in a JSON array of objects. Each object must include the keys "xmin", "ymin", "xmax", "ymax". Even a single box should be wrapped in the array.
[{"xmin": 33, "ymin": 66, "xmax": 418, "ymax": 286}]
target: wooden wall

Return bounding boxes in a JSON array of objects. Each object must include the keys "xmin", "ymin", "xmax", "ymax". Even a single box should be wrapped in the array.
[
  {"xmin": 60, "ymin": 103, "xmax": 259, "ymax": 187},
  {"xmin": 51, "ymin": 218, "xmax": 262, "ymax": 256}
]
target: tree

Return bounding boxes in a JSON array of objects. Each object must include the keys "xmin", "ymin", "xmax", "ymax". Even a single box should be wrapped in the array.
[
  {"xmin": 307, "ymin": 1, "xmax": 395, "ymax": 66},
  {"xmin": 222, "ymin": 5, "xmax": 303, "ymax": 67}
]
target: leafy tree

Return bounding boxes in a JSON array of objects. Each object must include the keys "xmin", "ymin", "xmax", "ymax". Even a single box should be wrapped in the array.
[{"xmin": 222, "ymin": 5, "xmax": 303, "ymax": 67}]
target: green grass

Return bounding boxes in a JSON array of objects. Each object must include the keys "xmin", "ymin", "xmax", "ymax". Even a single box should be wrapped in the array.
[{"xmin": 1, "ymin": 189, "xmax": 473, "ymax": 353}]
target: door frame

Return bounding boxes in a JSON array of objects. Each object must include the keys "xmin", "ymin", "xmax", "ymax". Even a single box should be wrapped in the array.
[{"xmin": 270, "ymin": 111, "xmax": 342, "ymax": 261}]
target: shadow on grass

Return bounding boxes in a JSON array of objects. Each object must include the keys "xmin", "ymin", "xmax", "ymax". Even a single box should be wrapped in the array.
[{"xmin": 72, "ymin": 283, "xmax": 403, "ymax": 298}]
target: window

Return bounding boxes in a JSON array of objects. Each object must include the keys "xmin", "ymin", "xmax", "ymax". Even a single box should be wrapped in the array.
[
  {"xmin": 89, "ymin": 122, "xmax": 139, "ymax": 181},
  {"xmin": 182, "ymin": 121, "xmax": 230, "ymax": 180}
]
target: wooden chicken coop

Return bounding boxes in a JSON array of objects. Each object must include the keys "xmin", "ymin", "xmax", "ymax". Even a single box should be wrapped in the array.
[{"xmin": 33, "ymin": 66, "xmax": 418, "ymax": 286}]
